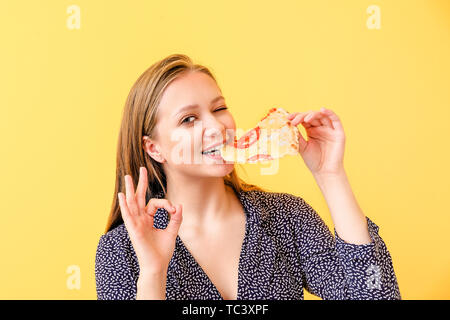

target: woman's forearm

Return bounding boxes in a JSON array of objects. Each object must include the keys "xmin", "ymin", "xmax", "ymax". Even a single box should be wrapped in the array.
[
  {"xmin": 136, "ymin": 271, "xmax": 167, "ymax": 300},
  {"xmin": 313, "ymin": 169, "xmax": 373, "ymax": 245}
]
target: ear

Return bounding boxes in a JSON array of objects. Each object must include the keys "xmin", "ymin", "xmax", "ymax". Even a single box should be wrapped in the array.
[{"xmin": 142, "ymin": 136, "xmax": 166, "ymax": 163}]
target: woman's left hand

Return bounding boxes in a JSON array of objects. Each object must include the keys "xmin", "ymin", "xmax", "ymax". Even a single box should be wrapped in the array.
[{"xmin": 287, "ymin": 107, "xmax": 346, "ymax": 177}]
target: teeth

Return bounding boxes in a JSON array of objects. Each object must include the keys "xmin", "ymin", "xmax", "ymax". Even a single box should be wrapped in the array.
[
  {"xmin": 202, "ymin": 142, "xmax": 226, "ymax": 154},
  {"xmin": 202, "ymin": 149, "xmax": 219, "ymax": 155}
]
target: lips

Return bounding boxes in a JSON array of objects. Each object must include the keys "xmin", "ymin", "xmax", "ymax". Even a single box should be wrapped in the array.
[
  {"xmin": 202, "ymin": 142, "xmax": 224, "ymax": 153},
  {"xmin": 201, "ymin": 136, "xmax": 233, "ymax": 153}
]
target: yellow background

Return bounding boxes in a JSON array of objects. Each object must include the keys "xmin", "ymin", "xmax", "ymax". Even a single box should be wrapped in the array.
[{"xmin": 1, "ymin": 0, "xmax": 449, "ymax": 299}]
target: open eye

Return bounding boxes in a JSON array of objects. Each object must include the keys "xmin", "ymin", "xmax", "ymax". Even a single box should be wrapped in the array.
[{"xmin": 181, "ymin": 115, "xmax": 196, "ymax": 124}]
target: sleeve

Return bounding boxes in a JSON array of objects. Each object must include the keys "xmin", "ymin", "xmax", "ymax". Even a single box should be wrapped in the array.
[
  {"xmin": 291, "ymin": 196, "xmax": 401, "ymax": 300},
  {"xmin": 95, "ymin": 233, "xmax": 138, "ymax": 300}
]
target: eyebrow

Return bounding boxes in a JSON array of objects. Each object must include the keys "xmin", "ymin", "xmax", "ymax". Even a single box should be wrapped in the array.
[{"xmin": 173, "ymin": 95, "xmax": 225, "ymax": 117}]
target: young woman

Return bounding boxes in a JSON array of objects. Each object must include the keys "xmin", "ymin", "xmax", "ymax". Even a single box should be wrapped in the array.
[{"xmin": 95, "ymin": 53, "xmax": 401, "ymax": 300}]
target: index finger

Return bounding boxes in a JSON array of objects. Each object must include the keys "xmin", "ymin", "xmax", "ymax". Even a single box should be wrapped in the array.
[
  {"xmin": 145, "ymin": 198, "xmax": 176, "ymax": 217},
  {"xmin": 321, "ymin": 108, "xmax": 344, "ymax": 132},
  {"xmin": 136, "ymin": 166, "xmax": 148, "ymax": 210},
  {"xmin": 289, "ymin": 112, "xmax": 309, "ymax": 127}
]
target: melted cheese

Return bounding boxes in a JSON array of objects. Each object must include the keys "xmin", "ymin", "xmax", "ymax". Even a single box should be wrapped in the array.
[{"xmin": 220, "ymin": 107, "xmax": 300, "ymax": 163}]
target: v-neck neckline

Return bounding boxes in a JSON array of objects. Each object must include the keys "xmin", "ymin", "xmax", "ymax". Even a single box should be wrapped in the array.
[
  {"xmin": 150, "ymin": 187, "xmax": 267, "ymax": 299},
  {"xmin": 174, "ymin": 192, "xmax": 251, "ymax": 300}
]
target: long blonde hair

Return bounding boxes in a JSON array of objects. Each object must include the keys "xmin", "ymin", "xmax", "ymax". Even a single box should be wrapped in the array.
[{"xmin": 104, "ymin": 53, "xmax": 268, "ymax": 234}]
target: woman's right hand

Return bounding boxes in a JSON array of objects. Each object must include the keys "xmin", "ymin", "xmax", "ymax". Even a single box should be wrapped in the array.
[{"xmin": 118, "ymin": 166, "xmax": 183, "ymax": 275}]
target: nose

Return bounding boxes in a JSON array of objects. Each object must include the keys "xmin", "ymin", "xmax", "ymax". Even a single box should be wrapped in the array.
[
  {"xmin": 204, "ymin": 126, "xmax": 225, "ymax": 142},
  {"xmin": 203, "ymin": 116, "xmax": 228, "ymax": 145}
]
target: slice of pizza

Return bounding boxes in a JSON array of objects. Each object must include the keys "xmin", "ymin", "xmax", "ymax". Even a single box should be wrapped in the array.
[{"xmin": 219, "ymin": 107, "xmax": 300, "ymax": 163}]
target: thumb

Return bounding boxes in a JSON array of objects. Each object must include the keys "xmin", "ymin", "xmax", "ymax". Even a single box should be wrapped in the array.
[
  {"xmin": 166, "ymin": 204, "xmax": 183, "ymax": 236},
  {"xmin": 297, "ymin": 130, "xmax": 308, "ymax": 153}
]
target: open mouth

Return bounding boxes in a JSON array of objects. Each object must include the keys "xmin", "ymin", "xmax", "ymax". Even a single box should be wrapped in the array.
[
  {"xmin": 201, "ymin": 147, "xmax": 222, "ymax": 156},
  {"xmin": 201, "ymin": 135, "xmax": 233, "ymax": 155}
]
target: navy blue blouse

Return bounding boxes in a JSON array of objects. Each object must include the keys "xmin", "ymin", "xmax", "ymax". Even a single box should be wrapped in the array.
[{"xmin": 95, "ymin": 189, "xmax": 401, "ymax": 300}]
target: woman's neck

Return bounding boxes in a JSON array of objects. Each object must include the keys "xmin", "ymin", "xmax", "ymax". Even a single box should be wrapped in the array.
[{"xmin": 165, "ymin": 176, "xmax": 234, "ymax": 230}]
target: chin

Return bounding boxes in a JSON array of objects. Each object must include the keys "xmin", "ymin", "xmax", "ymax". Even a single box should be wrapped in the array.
[{"xmin": 201, "ymin": 162, "xmax": 235, "ymax": 176}]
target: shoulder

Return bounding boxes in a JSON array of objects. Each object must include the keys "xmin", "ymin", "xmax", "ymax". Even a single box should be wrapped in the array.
[
  {"xmin": 240, "ymin": 189, "xmax": 315, "ymax": 227},
  {"xmin": 95, "ymin": 224, "xmax": 139, "ymax": 299},
  {"xmin": 98, "ymin": 223, "xmax": 129, "ymax": 249},
  {"xmin": 241, "ymin": 189, "xmax": 312, "ymax": 213},
  {"xmin": 96, "ymin": 223, "xmax": 137, "ymax": 266}
]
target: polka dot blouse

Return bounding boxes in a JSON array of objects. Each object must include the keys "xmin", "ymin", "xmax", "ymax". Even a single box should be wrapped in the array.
[{"xmin": 95, "ymin": 189, "xmax": 401, "ymax": 300}]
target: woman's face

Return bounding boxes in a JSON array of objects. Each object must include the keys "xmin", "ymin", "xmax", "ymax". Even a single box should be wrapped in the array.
[{"xmin": 144, "ymin": 71, "xmax": 236, "ymax": 178}]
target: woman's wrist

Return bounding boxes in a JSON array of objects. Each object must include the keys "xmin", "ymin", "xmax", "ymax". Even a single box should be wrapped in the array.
[
  {"xmin": 313, "ymin": 169, "xmax": 372, "ymax": 245},
  {"xmin": 137, "ymin": 270, "xmax": 167, "ymax": 300}
]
